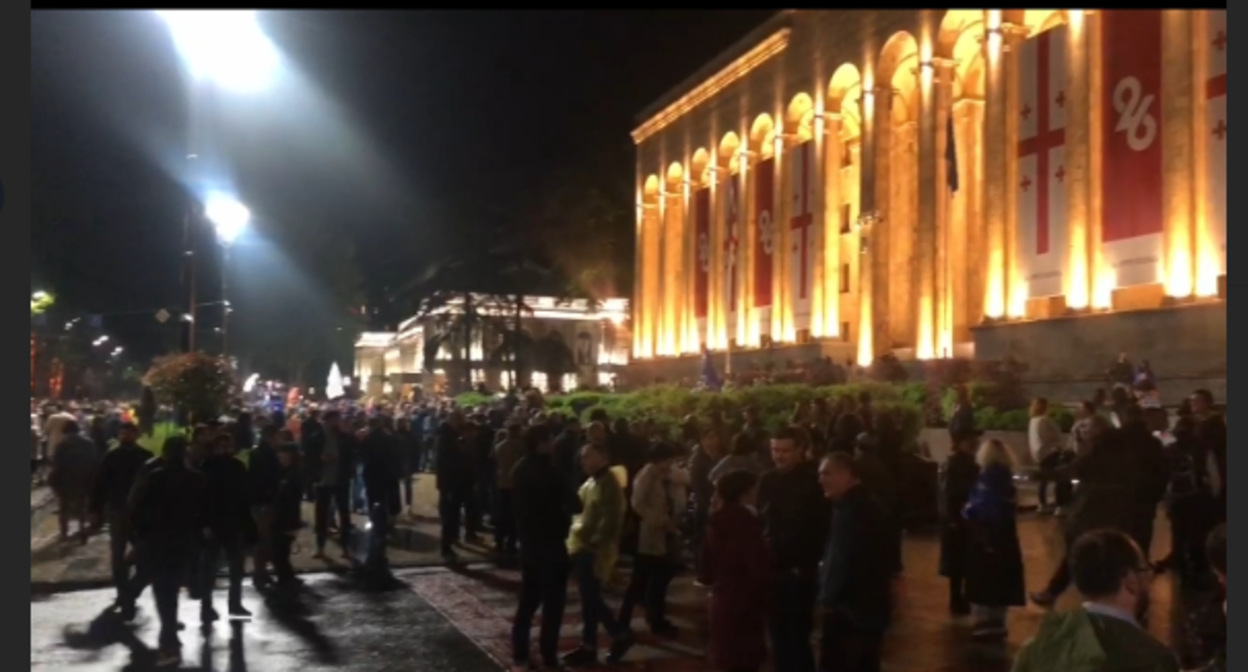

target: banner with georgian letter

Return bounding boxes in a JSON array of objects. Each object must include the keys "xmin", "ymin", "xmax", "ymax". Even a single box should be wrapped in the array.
[
  {"xmin": 789, "ymin": 141, "xmax": 817, "ymax": 331},
  {"xmin": 1206, "ymin": 10, "xmax": 1226, "ymax": 270},
  {"xmin": 1015, "ymin": 25, "xmax": 1069, "ymax": 299},
  {"xmin": 1101, "ymin": 10, "xmax": 1164, "ymax": 288},
  {"xmin": 753, "ymin": 158, "xmax": 775, "ymax": 337},
  {"xmin": 693, "ymin": 187, "xmax": 710, "ymax": 348}
]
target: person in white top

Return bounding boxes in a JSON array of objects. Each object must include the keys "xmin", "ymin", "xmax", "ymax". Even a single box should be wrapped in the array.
[
  {"xmin": 1028, "ymin": 398, "xmax": 1066, "ymax": 513},
  {"xmin": 43, "ymin": 406, "xmax": 77, "ymax": 461}
]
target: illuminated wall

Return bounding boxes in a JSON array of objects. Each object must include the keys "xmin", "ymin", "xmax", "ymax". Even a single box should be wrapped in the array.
[{"xmin": 631, "ymin": 9, "xmax": 1225, "ymax": 366}]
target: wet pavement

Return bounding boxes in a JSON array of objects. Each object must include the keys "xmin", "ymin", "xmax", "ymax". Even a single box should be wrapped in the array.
[{"xmin": 32, "ymin": 509, "xmax": 1215, "ymax": 671}]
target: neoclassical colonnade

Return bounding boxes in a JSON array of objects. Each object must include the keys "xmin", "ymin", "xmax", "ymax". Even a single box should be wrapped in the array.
[{"xmin": 633, "ymin": 9, "xmax": 1226, "ymax": 365}]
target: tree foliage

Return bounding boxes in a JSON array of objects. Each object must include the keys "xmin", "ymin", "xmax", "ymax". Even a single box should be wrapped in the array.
[{"xmin": 144, "ymin": 352, "xmax": 235, "ymax": 423}]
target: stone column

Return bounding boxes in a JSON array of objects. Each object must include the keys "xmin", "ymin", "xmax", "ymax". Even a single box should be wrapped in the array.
[
  {"xmin": 823, "ymin": 113, "xmax": 843, "ymax": 337},
  {"xmin": 633, "ymin": 201, "xmax": 644, "ymax": 358},
  {"xmin": 870, "ymin": 88, "xmax": 894, "ymax": 357},
  {"xmin": 1003, "ymin": 25, "xmax": 1028, "ymax": 316},
  {"xmin": 1161, "ymin": 9, "xmax": 1197, "ymax": 297},
  {"xmin": 917, "ymin": 59, "xmax": 941, "ymax": 359},
  {"xmin": 933, "ymin": 59, "xmax": 955, "ymax": 356},
  {"xmin": 1065, "ymin": 13, "xmax": 1094, "ymax": 309},
  {"xmin": 955, "ymin": 98, "xmax": 986, "ymax": 342}
]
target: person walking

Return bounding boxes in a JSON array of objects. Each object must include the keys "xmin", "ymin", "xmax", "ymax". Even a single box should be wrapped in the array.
[
  {"xmin": 313, "ymin": 411, "xmax": 356, "ymax": 561},
  {"xmin": 939, "ymin": 434, "xmax": 980, "ymax": 615},
  {"xmin": 1029, "ymin": 398, "xmax": 1066, "ymax": 514},
  {"xmin": 493, "ymin": 423, "xmax": 525, "ymax": 559},
  {"xmin": 199, "ymin": 434, "xmax": 253, "ymax": 622},
  {"xmin": 758, "ymin": 427, "xmax": 828, "ymax": 672},
  {"xmin": 509, "ymin": 425, "xmax": 582, "ymax": 672},
  {"xmin": 963, "ymin": 439, "xmax": 1025, "ymax": 639},
  {"xmin": 618, "ymin": 442, "xmax": 684, "ymax": 637},
  {"xmin": 127, "ymin": 437, "xmax": 209, "ymax": 668},
  {"xmin": 436, "ymin": 411, "xmax": 474, "ymax": 562},
  {"xmin": 88, "ymin": 422, "xmax": 152, "ymax": 612},
  {"xmin": 699, "ymin": 469, "xmax": 771, "ymax": 672},
  {"xmin": 561, "ymin": 442, "xmax": 635, "ymax": 666},
  {"xmin": 49, "ymin": 420, "xmax": 100, "ymax": 543},
  {"xmin": 249, "ymin": 424, "xmax": 283, "ymax": 589},
  {"xmin": 816, "ymin": 453, "xmax": 891, "ymax": 672}
]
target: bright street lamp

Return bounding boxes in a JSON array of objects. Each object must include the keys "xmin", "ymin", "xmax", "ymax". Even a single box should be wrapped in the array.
[
  {"xmin": 155, "ymin": 10, "xmax": 279, "ymax": 93},
  {"xmin": 204, "ymin": 193, "xmax": 248, "ymax": 357},
  {"xmin": 204, "ymin": 193, "xmax": 249, "ymax": 246}
]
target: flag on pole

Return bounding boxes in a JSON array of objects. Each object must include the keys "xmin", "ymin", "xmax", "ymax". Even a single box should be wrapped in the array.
[
  {"xmin": 700, "ymin": 346, "xmax": 722, "ymax": 391},
  {"xmin": 946, "ymin": 110, "xmax": 959, "ymax": 193}
]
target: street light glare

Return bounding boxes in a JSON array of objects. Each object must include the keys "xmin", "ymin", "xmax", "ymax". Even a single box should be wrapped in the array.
[
  {"xmin": 156, "ymin": 10, "xmax": 279, "ymax": 92},
  {"xmin": 204, "ymin": 194, "xmax": 250, "ymax": 245}
]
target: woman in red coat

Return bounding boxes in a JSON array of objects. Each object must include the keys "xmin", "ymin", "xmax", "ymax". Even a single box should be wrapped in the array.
[{"xmin": 698, "ymin": 469, "xmax": 772, "ymax": 672}]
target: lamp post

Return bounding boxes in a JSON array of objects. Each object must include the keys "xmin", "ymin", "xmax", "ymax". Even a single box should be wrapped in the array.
[
  {"xmin": 155, "ymin": 10, "xmax": 278, "ymax": 353},
  {"xmin": 205, "ymin": 193, "xmax": 249, "ymax": 358}
]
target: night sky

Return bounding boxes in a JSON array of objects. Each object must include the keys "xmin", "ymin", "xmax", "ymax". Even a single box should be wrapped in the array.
[{"xmin": 31, "ymin": 10, "xmax": 775, "ymax": 366}]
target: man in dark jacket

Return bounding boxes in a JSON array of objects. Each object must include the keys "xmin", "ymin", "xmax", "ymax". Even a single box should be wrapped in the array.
[
  {"xmin": 299, "ymin": 409, "xmax": 324, "ymax": 501},
  {"xmin": 817, "ymin": 452, "xmax": 891, "ymax": 672},
  {"xmin": 360, "ymin": 416, "xmax": 402, "ymax": 569},
  {"xmin": 510, "ymin": 424, "xmax": 583, "ymax": 669},
  {"xmin": 271, "ymin": 443, "xmax": 303, "ymax": 587},
  {"xmin": 313, "ymin": 411, "xmax": 356, "ymax": 560},
  {"xmin": 436, "ymin": 411, "xmax": 474, "ymax": 561},
  {"xmin": 757, "ymin": 426, "xmax": 830, "ymax": 672},
  {"xmin": 249, "ymin": 425, "xmax": 283, "ymax": 588},
  {"xmin": 553, "ymin": 417, "xmax": 585, "ymax": 483},
  {"xmin": 200, "ymin": 434, "xmax": 252, "ymax": 621},
  {"xmin": 89, "ymin": 422, "xmax": 153, "ymax": 608},
  {"xmin": 128, "ymin": 437, "xmax": 208, "ymax": 668}
]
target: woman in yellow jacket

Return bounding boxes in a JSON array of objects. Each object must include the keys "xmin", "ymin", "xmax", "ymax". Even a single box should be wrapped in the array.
[{"xmin": 562, "ymin": 443, "xmax": 635, "ymax": 666}]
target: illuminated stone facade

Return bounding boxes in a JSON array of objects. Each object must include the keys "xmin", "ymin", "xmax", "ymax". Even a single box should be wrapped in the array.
[{"xmin": 630, "ymin": 10, "xmax": 1226, "ymax": 391}]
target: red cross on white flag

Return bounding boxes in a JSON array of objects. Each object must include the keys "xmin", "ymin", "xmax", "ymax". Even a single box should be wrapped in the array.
[
  {"xmin": 789, "ymin": 141, "xmax": 817, "ymax": 332},
  {"xmin": 1015, "ymin": 24, "xmax": 1069, "ymax": 299}
]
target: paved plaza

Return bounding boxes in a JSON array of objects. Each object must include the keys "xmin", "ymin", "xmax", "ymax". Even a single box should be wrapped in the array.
[{"xmin": 32, "ymin": 473, "xmax": 1212, "ymax": 671}]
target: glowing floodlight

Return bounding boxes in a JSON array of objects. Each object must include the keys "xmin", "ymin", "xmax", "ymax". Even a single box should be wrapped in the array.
[
  {"xmin": 156, "ymin": 10, "xmax": 279, "ymax": 92},
  {"xmin": 204, "ymin": 193, "xmax": 250, "ymax": 245}
]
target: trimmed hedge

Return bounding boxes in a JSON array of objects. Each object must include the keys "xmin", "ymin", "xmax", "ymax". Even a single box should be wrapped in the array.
[{"xmin": 456, "ymin": 380, "xmax": 1074, "ymax": 443}]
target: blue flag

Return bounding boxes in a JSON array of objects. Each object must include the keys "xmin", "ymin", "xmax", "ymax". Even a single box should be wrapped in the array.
[
  {"xmin": 700, "ymin": 347, "xmax": 723, "ymax": 391},
  {"xmin": 947, "ymin": 109, "xmax": 959, "ymax": 193}
]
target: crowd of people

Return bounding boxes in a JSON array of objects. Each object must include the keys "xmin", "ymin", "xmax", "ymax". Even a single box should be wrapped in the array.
[{"xmin": 30, "ymin": 379, "xmax": 1226, "ymax": 671}]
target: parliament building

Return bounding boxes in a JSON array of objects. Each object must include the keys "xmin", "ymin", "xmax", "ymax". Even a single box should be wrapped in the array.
[{"xmin": 628, "ymin": 10, "xmax": 1226, "ymax": 399}]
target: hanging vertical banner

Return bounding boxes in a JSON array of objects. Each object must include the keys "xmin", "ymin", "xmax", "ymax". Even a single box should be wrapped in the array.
[
  {"xmin": 1206, "ymin": 9, "xmax": 1227, "ymax": 269},
  {"xmin": 789, "ymin": 141, "xmax": 817, "ymax": 332},
  {"xmin": 753, "ymin": 158, "xmax": 775, "ymax": 337},
  {"xmin": 1016, "ymin": 25, "xmax": 1070, "ymax": 299},
  {"xmin": 1101, "ymin": 10, "xmax": 1164, "ymax": 288},
  {"xmin": 723, "ymin": 175, "xmax": 741, "ymax": 335},
  {"xmin": 693, "ymin": 187, "xmax": 710, "ymax": 347}
]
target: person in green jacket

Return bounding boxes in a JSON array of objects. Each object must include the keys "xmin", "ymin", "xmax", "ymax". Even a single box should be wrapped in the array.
[
  {"xmin": 1013, "ymin": 529, "xmax": 1178, "ymax": 672},
  {"xmin": 562, "ymin": 442, "xmax": 635, "ymax": 667}
]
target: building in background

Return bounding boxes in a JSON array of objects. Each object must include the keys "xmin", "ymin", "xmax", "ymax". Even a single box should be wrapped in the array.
[
  {"xmin": 354, "ymin": 295, "xmax": 630, "ymax": 398},
  {"xmin": 628, "ymin": 9, "xmax": 1226, "ymax": 401}
]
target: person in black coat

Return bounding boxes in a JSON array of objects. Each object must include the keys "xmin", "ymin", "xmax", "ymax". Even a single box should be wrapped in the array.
[
  {"xmin": 939, "ymin": 436, "xmax": 980, "ymax": 614},
  {"xmin": 757, "ymin": 427, "xmax": 829, "ymax": 672},
  {"xmin": 128, "ymin": 437, "xmax": 208, "ymax": 668},
  {"xmin": 360, "ymin": 417, "xmax": 403, "ymax": 568},
  {"xmin": 435, "ymin": 412, "xmax": 474, "ymax": 561},
  {"xmin": 271, "ymin": 443, "xmax": 303, "ymax": 587},
  {"xmin": 510, "ymin": 424, "xmax": 583, "ymax": 669},
  {"xmin": 313, "ymin": 411, "xmax": 357, "ymax": 560},
  {"xmin": 199, "ymin": 433, "xmax": 253, "ymax": 621},
  {"xmin": 299, "ymin": 409, "xmax": 324, "ymax": 501},
  {"xmin": 249, "ymin": 425, "xmax": 283, "ymax": 588},
  {"xmin": 88, "ymin": 423, "xmax": 153, "ymax": 609},
  {"xmin": 816, "ymin": 452, "xmax": 891, "ymax": 671}
]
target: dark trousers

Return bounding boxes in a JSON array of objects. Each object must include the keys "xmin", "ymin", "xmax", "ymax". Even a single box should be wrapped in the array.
[
  {"xmin": 512, "ymin": 545, "xmax": 570, "ymax": 665},
  {"xmin": 770, "ymin": 572, "xmax": 817, "ymax": 672},
  {"xmin": 152, "ymin": 559, "xmax": 185, "ymax": 650},
  {"xmin": 473, "ymin": 477, "xmax": 493, "ymax": 529},
  {"xmin": 618, "ymin": 553, "xmax": 675, "ymax": 628},
  {"xmin": 106, "ymin": 510, "xmax": 132, "ymax": 601},
  {"xmin": 494, "ymin": 489, "xmax": 517, "ymax": 553},
  {"xmin": 1037, "ymin": 452, "xmax": 1074, "ymax": 508},
  {"xmin": 272, "ymin": 532, "xmax": 295, "ymax": 581},
  {"xmin": 819, "ymin": 611, "xmax": 882, "ymax": 672},
  {"xmin": 948, "ymin": 576, "xmax": 967, "ymax": 608},
  {"xmin": 366, "ymin": 501, "xmax": 390, "ymax": 569},
  {"xmin": 571, "ymin": 551, "xmax": 625, "ymax": 650},
  {"xmin": 438, "ymin": 488, "xmax": 476, "ymax": 553},
  {"xmin": 202, "ymin": 534, "xmax": 246, "ymax": 611},
  {"xmin": 314, "ymin": 485, "xmax": 351, "ymax": 552},
  {"xmin": 401, "ymin": 475, "xmax": 414, "ymax": 510}
]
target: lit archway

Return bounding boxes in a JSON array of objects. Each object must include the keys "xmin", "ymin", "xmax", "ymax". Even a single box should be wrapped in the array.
[
  {"xmin": 690, "ymin": 147, "xmax": 711, "ymax": 187},
  {"xmin": 637, "ymin": 174, "xmax": 662, "ymax": 358},
  {"xmin": 827, "ymin": 63, "xmax": 864, "ymax": 353},
  {"xmin": 659, "ymin": 162, "xmax": 686, "ymax": 355},
  {"xmin": 785, "ymin": 92, "xmax": 815, "ymax": 142}
]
